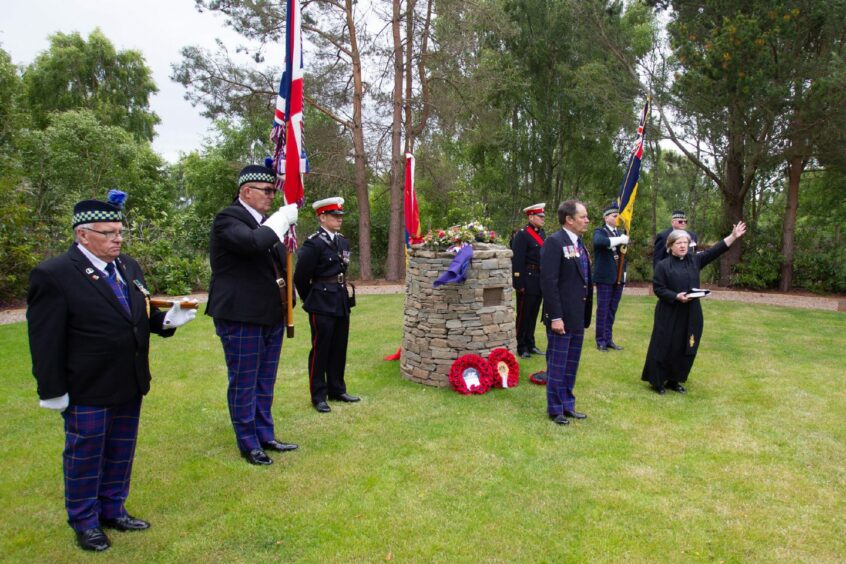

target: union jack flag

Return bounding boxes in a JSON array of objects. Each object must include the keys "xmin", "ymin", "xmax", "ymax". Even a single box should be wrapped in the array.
[{"xmin": 271, "ymin": 0, "xmax": 308, "ymax": 248}]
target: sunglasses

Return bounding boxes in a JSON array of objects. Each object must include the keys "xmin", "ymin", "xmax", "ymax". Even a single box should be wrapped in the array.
[{"xmin": 249, "ymin": 186, "xmax": 278, "ymax": 196}]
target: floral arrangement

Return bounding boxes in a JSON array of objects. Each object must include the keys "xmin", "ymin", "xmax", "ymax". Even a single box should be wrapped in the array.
[
  {"xmin": 448, "ymin": 354, "xmax": 494, "ymax": 395},
  {"xmin": 487, "ymin": 348, "xmax": 519, "ymax": 388},
  {"xmin": 422, "ymin": 221, "xmax": 497, "ymax": 252}
]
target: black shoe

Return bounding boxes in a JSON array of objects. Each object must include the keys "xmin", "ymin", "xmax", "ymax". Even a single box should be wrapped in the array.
[
  {"xmin": 76, "ymin": 527, "xmax": 110, "ymax": 551},
  {"xmin": 520, "ymin": 351, "xmax": 531, "ymax": 359},
  {"xmin": 597, "ymin": 344, "xmax": 608, "ymax": 352},
  {"xmin": 261, "ymin": 439, "xmax": 299, "ymax": 452},
  {"xmin": 666, "ymin": 382, "xmax": 687, "ymax": 394},
  {"xmin": 241, "ymin": 448, "xmax": 273, "ymax": 465},
  {"xmin": 329, "ymin": 393, "xmax": 360, "ymax": 403},
  {"xmin": 653, "ymin": 385, "xmax": 666, "ymax": 395},
  {"xmin": 314, "ymin": 401, "xmax": 331, "ymax": 413},
  {"xmin": 101, "ymin": 514, "xmax": 150, "ymax": 532},
  {"xmin": 549, "ymin": 414, "xmax": 570, "ymax": 425},
  {"xmin": 530, "ymin": 346, "xmax": 544, "ymax": 355},
  {"xmin": 607, "ymin": 342, "xmax": 624, "ymax": 351},
  {"xmin": 563, "ymin": 410, "xmax": 587, "ymax": 420}
]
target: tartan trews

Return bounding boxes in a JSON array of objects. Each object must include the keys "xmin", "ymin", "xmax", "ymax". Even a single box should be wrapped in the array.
[
  {"xmin": 62, "ymin": 400, "xmax": 142, "ymax": 531},
  {"xmin": 215, "ymin": 319, "xmax": 284, "ymax": 452},
  {"xmin": 545, "ymin": 329, "xmax": 584, "ymax": 415},
  {"xmin": 594, "ymin": 282, "xmax": 624, "ymax": 347}
]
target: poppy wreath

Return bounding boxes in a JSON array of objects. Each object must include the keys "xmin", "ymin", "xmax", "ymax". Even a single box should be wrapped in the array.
[
  {"xmin": 528, "ymin": 371, "xmax": 548, "ymax": 385},
  {"xmin": 487, "ymin": 348, "xmax": 519, "ymax": 388},
  {"xmin": 448, "ymin": 354, "xmax": 494, "ymax": 395}
]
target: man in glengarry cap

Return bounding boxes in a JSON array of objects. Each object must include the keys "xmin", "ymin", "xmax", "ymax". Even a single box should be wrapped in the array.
[
  {"xmin": 27, "ymin": 191, "xmax": 197, "ymax": 552},
  {"xmin": 207, "ymin": 161, "xmax": 300, "ymax": 466},
  {"xmin": 592, "ymin": 203, "xmax": 629, "ymax": 352},
  {"xmin": 653, "ymin": 210, "xmax": 698, "ymax": 269}
]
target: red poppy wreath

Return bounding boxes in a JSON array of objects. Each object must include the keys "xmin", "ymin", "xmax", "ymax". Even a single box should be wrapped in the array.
[
  {"xmin": 487, "ymin": 348, "xmax": 519, "ymax": 388},
  {"xmin": 448, "ymin": 354, "xmax": 494, "ymax": 395}
]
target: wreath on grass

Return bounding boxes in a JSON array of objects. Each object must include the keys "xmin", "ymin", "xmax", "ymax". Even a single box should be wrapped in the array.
[
  {"xmin": 448, "ymin": 354, "xmax": 494, "ymax": 395},
  {"xmin": 487, "ymin": 348, "xmax": 519, "ymax": 388},
  {"xmin": 528, "ymin": 371, "xmax": 548, "ymax": 385}
]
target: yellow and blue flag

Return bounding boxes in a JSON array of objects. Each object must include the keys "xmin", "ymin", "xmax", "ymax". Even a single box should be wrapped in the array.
[{"xmin": 616, "ymin": 97, "xmax": 650, "ymax": 234}]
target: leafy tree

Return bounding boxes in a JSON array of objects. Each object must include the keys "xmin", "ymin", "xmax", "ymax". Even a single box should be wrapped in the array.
[
  {"xmin": 428, "ymin": 0, "xmax": 649, "ymax": 231},
  {"xmin": 653, "ymin": 0, "xmax": 846, "ymax": 286},
  {"xmin": 19, "ymin": 110, "xmax": 171, "ymax": 253},
  {"xmin": 22, "ymin": 29, "xmax": 159, "ymax": 141}
]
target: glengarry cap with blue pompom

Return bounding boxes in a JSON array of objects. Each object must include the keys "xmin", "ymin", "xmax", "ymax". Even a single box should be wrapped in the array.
[
  {"xmin": 238, "ymin": 157, "xmax": 277, "ymax": 187},
  {"xmin": 72, "ymin": 190, "xmax": 127, "ymax": 228}
]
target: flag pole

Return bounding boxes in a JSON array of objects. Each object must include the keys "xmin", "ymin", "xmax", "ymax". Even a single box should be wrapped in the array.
[
  {"xmin": 286, "ymin": 251, "xmax": 294, "ymax": 337},
  {"xmin": 272, "ymin": 0, "xmax": 308, "ymax": 337}
]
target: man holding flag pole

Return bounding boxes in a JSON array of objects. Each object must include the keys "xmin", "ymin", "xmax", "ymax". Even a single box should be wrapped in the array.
[{"xmin": 591, "ymin": 97, "xmax": 650, "ymax": 352}]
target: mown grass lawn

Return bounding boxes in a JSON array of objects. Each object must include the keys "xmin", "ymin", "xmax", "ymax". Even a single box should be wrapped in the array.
[{"xmin": 1, "ymin": 294, "xmax": 844, "ymax": 562}]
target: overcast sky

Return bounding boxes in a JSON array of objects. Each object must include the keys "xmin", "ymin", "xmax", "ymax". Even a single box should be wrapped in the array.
[{"xmin": 1, "ymin": 0, "xmax": 276, "ymax": 162}]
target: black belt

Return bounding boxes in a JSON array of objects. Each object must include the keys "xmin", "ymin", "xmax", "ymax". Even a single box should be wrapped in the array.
[{"xmin": 315, "ymin": 273, "xmax": 346, "ymax": 284}]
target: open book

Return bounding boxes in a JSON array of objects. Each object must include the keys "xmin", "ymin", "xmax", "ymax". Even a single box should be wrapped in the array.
[{"xmin": 685, "ymin": 288, "xmax": 711, "ymax": 299}]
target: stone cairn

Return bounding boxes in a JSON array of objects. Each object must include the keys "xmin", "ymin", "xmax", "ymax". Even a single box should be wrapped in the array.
[{"xmin": 401, "ymin": 243, "xmax": 517, "ymax": 387}]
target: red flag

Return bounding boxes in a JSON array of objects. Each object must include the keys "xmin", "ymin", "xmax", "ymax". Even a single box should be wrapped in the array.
[{"xmin": 404, "ymin": 153, "xmax": 423, "ymax": 245}]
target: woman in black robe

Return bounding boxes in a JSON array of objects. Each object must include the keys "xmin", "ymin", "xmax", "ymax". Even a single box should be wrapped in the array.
[{"xmin": 641, "ymin": 222, "xmax": 746, "ymax": 394}]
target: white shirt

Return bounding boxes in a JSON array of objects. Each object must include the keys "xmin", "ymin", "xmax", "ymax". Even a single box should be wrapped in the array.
[
  {"xmin": 562, "ymin": 227, "xmax": 581, "ymax": 246},
  {"xmin": 76, "ymin": 243, "xmax": 124, "ymax": 284},
  {"xmin": 238, "ymin": 197, "xmax": 264, "ymax": 224}
]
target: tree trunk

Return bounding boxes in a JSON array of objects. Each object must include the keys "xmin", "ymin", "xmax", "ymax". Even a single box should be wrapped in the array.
[
  {"xmin": 384, "ymin": 0, "xmax": 405, "ymax": 281},
  {"xmin": 346, "ymin": 0, "xmax": 372, "ymax": 280},
  {"xmin": 779, "ymin": 155, "xmax": 803, "ymax": 291},
  {"xmin": 718, "ymin": 129, "xmax": 745, "ymax": 286}
]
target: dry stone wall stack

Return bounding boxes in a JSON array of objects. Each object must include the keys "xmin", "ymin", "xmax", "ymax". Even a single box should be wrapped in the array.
[{"xmin": 401, "ymin": 243, "xmax": 517, "ymax": 387}]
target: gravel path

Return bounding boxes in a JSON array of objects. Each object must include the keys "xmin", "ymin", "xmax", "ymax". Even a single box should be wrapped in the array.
[{"xmin": 1, "ymin": 282, "xmax": 841, "ymax": 325}]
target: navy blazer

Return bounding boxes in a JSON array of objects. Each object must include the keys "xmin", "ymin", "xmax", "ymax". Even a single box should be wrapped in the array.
[
  {"xmin": 592, "ymin": 225, "xmax": 627, "ymax": 285},
  {"xmin": 294, "ymin": 228, "xmax": 353, "ymax": 317},
  {"xmin": 511, "ymin": 225, "xmax": 545, "ymax": 295},
  {"xmin": 540, "ymin": 229, "xmax": 593, "ymax": 331},
  {"xmin": 27, "ymin": 245, "xmax": 173, "ymax": 406},
  {"xmin": 206, "ymin": 201, "xmax": 288, "ymax": 326}
]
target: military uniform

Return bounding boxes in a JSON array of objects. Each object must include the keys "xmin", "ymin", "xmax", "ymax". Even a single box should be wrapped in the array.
[
  {"xmin": 294, "ymin": 221, "xmax": 356, "ymax": 409},
  {"xmin": 511, "ymin": 223, "xmax": 545, "ymax": 356}
]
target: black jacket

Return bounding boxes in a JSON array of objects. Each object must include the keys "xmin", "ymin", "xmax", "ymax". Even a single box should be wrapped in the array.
[
  {"xmin": 654, "ymin": 227, "xmax": 698, "ymax": 268},
  {"xmin": 27, "ymin": 245, "xmax": 174, "ymax": 406},
  {"xmin": 294, "ymin": 228, "xmax": 352, "ymax": 317},
  {"xmin": 206, "ymin": 201, "xmax": 288, "ymax": 326},
  {"xmin": 592, "ymin": 225, "xmax": 627, "ymax": 285},
  {"xmin": 540, "ymin": 229, "xmax": 593, "ymax": 331},
  {"xmin": 511, "ymin": 224, "xmax": 545, "ymax": 295}
]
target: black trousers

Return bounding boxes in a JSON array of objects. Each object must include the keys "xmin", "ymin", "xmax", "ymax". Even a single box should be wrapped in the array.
[
  {"xmin": 515, "ymin": 291, "xmax": 542, "ymax": 354},
  {"xmin": 307, "ymin": 312, "xmax": 350, "ymax": 403}
]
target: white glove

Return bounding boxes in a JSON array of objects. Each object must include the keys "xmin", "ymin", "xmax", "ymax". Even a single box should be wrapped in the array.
[
  {"xmin": 40, "ymin": 393, "xmax": 69, "ymax": 412},
  {"xmin": 163, "ymin": 299, "xmax": 198, "ymax": 328},
  {"xmin": 609, "ymin": 234, "xmax": 629, "ymax": 247},
  {"xmin": 264, "ymin": 204, "xmax": 299, "ymax": 240}
]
